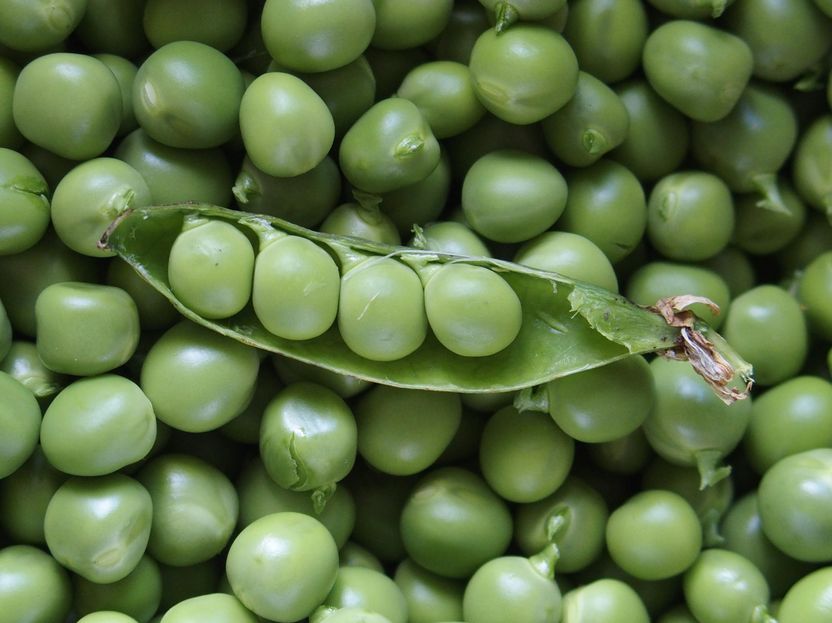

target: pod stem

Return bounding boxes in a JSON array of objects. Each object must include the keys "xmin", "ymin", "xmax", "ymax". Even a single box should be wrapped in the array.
[
  {"xmin": 238, "ymin": 215, "xmax": 287, "ymax": 250},
  {"xmin": 395, "ymin": 136, "xmax": 425, "ymax": 158},
  {"xmin": 232, "ymin": 170, "xmax": 259, "ymax": 205},
  {"xmin": 751, "ymin": 173, "xmax": 790, "ymax": 215},
  {"xmin": 581, "ymin": 128, "xmax": 608, "ymax": 156},
  {"xmin": 529, "ymin": 511, "xmax": 567, "ymax": 580},
  {"xmin": 312, "ymin": 483, "xmax": 336, "ymax": 514},
  {"xmin": 701, "ymin": 508, "xmax": 725, "ymax": 548},
  {"xmin": 494, "ymin": 2, "xmax": 519, "ymax": 33},
  {"xmin": 709, "ymin": 0, "xmax": 728, "ymax": 18},
  {"xmin": 750, "ymin": 604, "xmax": 777, "ymax": 623},
  {"xmin": 513, "ymin": 383, "xmax": 550, "ymax": 414},
  {"xmin": 694, "ymin": 449, "xmax": 732, "ymax": 490}
]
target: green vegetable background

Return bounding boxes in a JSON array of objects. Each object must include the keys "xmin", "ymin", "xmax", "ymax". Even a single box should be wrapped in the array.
[{"xmin": 1, "ymin": 1, "xmax": 832, "ymax": 623}]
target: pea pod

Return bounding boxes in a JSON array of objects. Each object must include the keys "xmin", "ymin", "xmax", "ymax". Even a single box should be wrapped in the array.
[{"xmin": 101, "ymin": 204, "xmax": 751, "ymax": 398}]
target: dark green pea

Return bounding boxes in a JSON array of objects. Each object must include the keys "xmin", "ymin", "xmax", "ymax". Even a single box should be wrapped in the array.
[
  {"xmin": 400, "ymin": 467, "xmax": 513, "ymax": 578},
  {"xmin": 816, "ymin": 0, "xmax": 832, "ymax": 15},
  {"xmin": 163, "ymin": 428, "xmax": 246, "ymax": 479},
  {"xmin": 94, "ymin": 54, "xmax": 138, "ymax": 137},
  {"xmin": 236, "ymin": 459, "xmax": 355, "ymax": 548},
  {"xmin": 479, "ymin": 0, "xmax": 567, "ymax": 27},
  {"xmin": 234, "ymin": 155, "xmax": 340, "ymax": 229},
  {"xmin": 260, "ymin": 381, "xmax": 357, "ymax": 494},
  {"xmin": 379, "ymin": 151, "xmax": 451, "ymax": 234},
  {"xmin": 394, "ymin": 559, "xmax": 464, "ymax": 623},
  {"xmin": 272, "ymin": 355, "xmax": 371, "ymax": 400},
  {"xmin": 14, "ymin": 53, "xmax": 122, "ymax": 160},
  {"xmin": 642, "ymin": 21, "xmax": 753, "ymax": 122},
  {"xmin": 429, "ymin": 0, "xmax": 489, "ymax": 64},
  {"xmin": 626, "ymin": 261, "xmax": 731, "ymax": 329},
  {"xmin": 0, "ymin": 544, "xmax": 72, "ymax": 623},
  {"xmin": 0, "ymin": 370, "xmax": 39, "ymax": 479},
  {"xmin": 722, "ymin": 285, "xmax": 807, "ymax": 386},
  {"xmin": 563, "ymin": 0, "xmax": 648, "ymax": 84},
  {"xmin": 696, "ymin": 247, "xmax": 756, "ymax": 298},
  {"xmin": 648, "ymin": 0, "xmax": 736, "ymax": 16},
  {"xmin": 643, "ymin": 358, "xmax": 752, "ymax": 488},
  {"xmin": 74, "ymin": 555, "xmax": 162, "ymax": 623},
  {"xmin": 758, "ymin": 448, "xmax": 832, "ymax": 562},
  {"xmin": 44, "ymin": 474, "xmax": 153, "ymax": 583},
  {"xmin": 778, "ymin": 566, "xmax": 832, "ymax": 623},
  {"xmin": 724, "ymin": 0, "xmax": 831, "ymax": 82},
  {"xmin": 720, "ymin": 493, "xmax": 815, "ymax": 599},
  {"xmin": 372, "ymin": 0, "xmax": 453, "ymax": 50},
  {"xmin": 542, "ymin": 72, "xmax": 629, "ymax": 167},
  {"xmin": 321, "ymin": 203, "xmax": 401, "ymax": 245},
  {"xmin": 0, "ymin": 147, "xmax": 50, "ymax": 255},
  {"xmin": 514, "ymin": 231, "xmax": 619, "ymax": 292},
  {"xmin": 340, "ymin": 97, "xmax": 440, "ymax": 194},
  {"xmin": 157, "ymin": 559, "xmax": 222, "ymax": 612},
  {"xmin": 226, "ymin": 512, "xmax": 339, "ymax": 622},
  {"xmin": 133, "ymin": 41, "xmax": 245, "ymax": 149},
  {"xmin": 514, "ymin": 476, "xmax": 609, "ymax": 573},
  {"xmin": 240, "ymin": 72, "xmax": 334, "ymax": 178},
  {"xmin": 547, "ymin": 355, "xmax": 653, "ymax": 443},
  {"xmin": 140, "ymin": 320, "xmax": 260, "ymax": 432},
  {"xmin": 341, "ymin": 542, "xmax": 385, "ymax": 573},
  {"xmin": 76, "ymin": 0, "xmax": 149, "ymax": 58},
  {"xmin": 51, "ymin": 157, "xmax": 151, "ymax": 257},
  {"xmin": 411, "ymin": 221, "xmax": 490, "ymax": 257},
  {"xmin": 733, "ymin": 181, "xmax": 807, "ymax": 255},
  {"xmin": 355, "ymin": 385, "xmax": 460, "ymax": 476},
  {"xmin": 657, "ymin": 605, "xmax": 698, "ymax": 623},
  {"xmin": 338, "ymin": 257, "xmax": 427, "ymax": 361},
  {"xmin": 690, "ymin": 84, "xmax": 798, "ymax": 203},
  {"xmin": 107, "ymin": 258, "xmax": 178, "ymax": 332},
  {"xmin": 160, "ymin": 593, "xmax": 258, "ymax": 623},
  {"xmin": 683, "ymin": 549, "xmax": 772, "ymax": 623},
  {"xmin": 397, "ymin": 61, "xmax": 485, "ymax": 139},
  {"xmin": 469, "ymin": 25, "xmax": 578, "ymax": 125},
  {"xmin": 40, "ymin": 375, "xmax": 154, "ymax": 476},
  {"xmin": 425, "ymin": 263, "xmax": 522, "ymax": 357},
  {"xmin": 562, "ymin": 579, "xmax": 649, "ymax": 623},
  {"xmin": 792, "ymin": 114, "xmax": 832, "ymax": 213},
  {"xmin": 610, "ymin": 79, "xmax": 690, "ymax": 182},
  {"xmin": 116, "ymin": 129, "xmax": 233, "ymax": 206},
  {"xmin": 323, "ymin": 567, "xmax": 408, "ymax": 623},
  {"xmin": 798, "ymin": 250, "xmax": 832, "ymax": 340},
  {"xmin": 587, "ymin": 428, "xmax": 653, "ymax": 476},
  {"xmin": 479, "ymin": 406, "xmax": 573, "ymax": 503},
  {"xmin": 0, "ymin": 0, "xmax": 86, "ymax": 52},
  {"xmin": 647, "ymin": 171, "xmax": 735, "ymax": 262},
  {"xmin": 0, "ymin": 58, "xmax": 22, "ymax": 148},
  {"xmin": 557, "ymin": 160, "xmax": 645, "ymax": 263},
  {"xmin": 143, "ymin": 0, "xmax": 247, "ymax": 51},
  {"xmin": 138, "ymin": 453, "xmax": 238, "ymax": 566},
  {"xmin": 365, "ymin": 46, "xmax": 430, "ymax": 100},
  {"xmin": 35, "ymin": 282, "xmax": 140, "ymax": 376},
  {"xmin": 462, "ymin": 149, "xmax": 566, "ymax": 243}
]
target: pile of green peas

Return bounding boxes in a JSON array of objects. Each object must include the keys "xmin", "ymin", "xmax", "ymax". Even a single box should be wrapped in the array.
[{"xmin": 4, "ymin": 0, "xmax": 832, "ymax": 622}]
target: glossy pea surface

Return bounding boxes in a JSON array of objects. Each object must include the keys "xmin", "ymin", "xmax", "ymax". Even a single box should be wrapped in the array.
[
  {"xmin": 323, "ymin": 566, "xmax": 408, "ymax": 623},
  {"xmin": 0, "ymin": 544, "xmax": 72, "ymax": 623},
  {"xmin": 160, "ymin": 593, "xmax": 258, "ymax": 623},
  {"xmin": 143, "ymin": 0, "xmax": 248, "ymax": 51},
  {"xmin": 0, "ymin": 0, "xmax": 87, "ymax": 52},
  {"xmin": 0, "ymin": 370, "xmax": 41, "ymax": 479},
  {"xmin": 0, "ymin": 147, "xmax": 50, "ymax": 255},
  {"xmin": 371, "ymin": 0, "xmax": 454, "ymax": 50},
  {"xmin": 74, "ymin": 554, "xmax": 162, "ymax": 622},
  {"xmin": 793, "ymin": 115, "xmax": 832, "ymax": 212},
  {"xmin": 798, "ymin": 251, "xmax": 832, "ymax": 340},
  {"xmin": 394, "ymin": 559, "xmax": 464, "ymax": 623},
  {"xmin": 562, "ymin": 579, "xmax": 649, "ymax": 623},
  {"xmin": 778, "ymin": 566, "xmax": 832, "ymax": 623}
]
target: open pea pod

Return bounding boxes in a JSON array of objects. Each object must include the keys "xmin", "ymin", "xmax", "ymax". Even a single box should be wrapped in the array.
[{"xmin": 101, "ymin": 204, "xmax": 751, "ymax": 400}]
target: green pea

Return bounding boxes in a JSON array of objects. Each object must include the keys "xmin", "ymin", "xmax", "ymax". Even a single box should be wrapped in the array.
[
  {"xmin": 160, "ymin": 593, "xmax": 258, "ymax": 623},
  {"xmin": 338, "ymin": 257, "xmax": 427, "ymax": 361},
  {"xmin": 792, "ymin": 114, "xmax": 832, "ymax": 213},
  {"xmin": 563, "ymin": 0, "xmax": 648, "ymax": 84},
  {"xmin": 372, "ymin": 0, "xmax": 453, "ymax": 50},
  {"xmin": 397, "ymin": 61, "xmax": 485, "ymax": 139},
  {"xmin": 226, "ymin": 512, "xmax": 339, "ymax": 622},
  {"xmin": 341, "ymin": 542, "xmax": 385, "ymax": 573},
  {"xmin": 40, "ymin": 375, "xmax": 155, "ymax": 476},
  {"xmin": 646, "ymin": 0, "xmax": 735, "ymax": 18},
  {"xmin": 626, "ymin": 261, "xmax": 731, "ymax": 329},
  {"xmin": 798, "ymin": 250, "xmax": 832, "ymax": 340},
  {"xmin": 816, "ymin": 0, "xmax": 832, "ymax": 16},
  {"xmin": 559, "ymin": 160, "xmax": 645, "ymax": 262},
  {"xmin": 312, "ymin": 607, "xmax": 393, "ymax": 623},
  {"xmin": 547, "ymin": 355, "xmax": 654, "ymax": 443},
  {"xmin": 0, "ymin": 0, "xmax": 86, "ymax": 52},
  {"xmin": 365, "ymin": 46, "xmax": 430, "ymax": 100},
  {"xmin": 778, "ymin": 566, "xmax": 832, "ymax": 623},
  {"xmin": 468, "ymin": 25, "xmax": 578, "ymax": 125},
  {"xmin": 262, "ymin": 0, "xmax": 374, "ymax": 72},
  {"xmin": 587, "ymin": 428, "xmax": 652, "ymax": 476},
  {"xmin": 377, "ymin": 153, "xmax": 450, "ymax": 236},
  {"xmin": 340, "ymin": 97, "xmax": 440, "ymax": 194},
  {"xmin": 0, "ymin": 370, "xmax": 38, "ymax": 480},
  {"xmin": 657, "ymin": 605, "xmax": 698, "ymax": 623},
  {"xmin": 107, "ymin": 258, "xmax": 178, "ymax": 332},
  {"xmin": 0, "ymin": 58, "xmax": 22, "ymax": 148},
  {"xmin": 74, "ymin": 555, "xmax": 163, "ymax": 623},
  {"xmin": 157, "ymin": 559, "xmax": 222, "ymax": 612},
  {"xmin": 320, "ymin": 203, "xmax": 401, "ymax": 246},
  {"xmin": 219, "ymin": 361, "xmax": 279, "ymax": 445},
  {"xmin": 240, "ymin": 72, "xmax": 334, "ymax": 177},
  {"xmin": 51, "ymin": 157, "xmax": 151, "ymax": 257},
  {"xmin": 272, "ymin": 355, "xmax": 371, "ymax": 400},
  {"xmin": 94, "ymin": 54, "xmax": 139, "ymax": 137},
  {"xmin": 462, "ymin": 150, "xmax": 567, "ymax": 243},
  {"xmin": 394, "ymin": 559, "xmax": 464, "ymax": 623},
  {"xmin": 237, "ymin": 458, "xmax": 356, "ymax": 548},
  {"xmin": 143, "ymin": 0, "xmax": 248, "ymax": 51},
  {"xmin": 647, "ymin": 171, "xmax": 735, "ymax": 262},
  {"xmin": 35, "ymin": 282, "xmax": 140, "ymax": 376},
  {"xmin": 115, "ymin": 129, "xmax": 233, "ymax": 206},
  {"xmin": 400, "ymin": 467, "xmax": 513, "ymax": 578},
  {"xmin": 234, "ymin": 155, "xmax": 341, "ymax": 229},
  {"xmin": 355, "ymin": 385, "xmax": 460, "ymax": 476},
  {"xmin": 643, "ymin": 357, "xmax": 752, "ymax": 488},
  {"xmin": 733, "ymin": 181, "xmax": 807, "ymax": 255},
  {"xmin": 323, "ymin": 567, "xmax": 408, "ymax": 623},
  {"xmin": 0, "ymin": 147, "xmax": 50, "ymax": 256},
  {"xmin": 683, "ymin": 549, "xmax": 772, "ymax": 623},
  {"xmin": 425, "ymin": 263, "xmax": 522, "ymax": 357},
  {"xmin": 542, "ymin": 72, "xmax": 629, "ymax": 167},
  {"xmin": 133, "ymin": 41, "xmax": 245, "ymax": 149},
  {"xmin": 138, "ymin": 453, "xmax": 238, "ymax": 566},
  {"xmin": 479, "ymin": 406, "xmax": 573, "ymax": 503},
  {"xmin": 642, "ymin": 20, "xmax": 753, "ymax": 122},
  {"xmin": 610, "ymin": 79, "xmax": 690, "ymax": 182},
  {"xmin": 260, "ymin": 381, "xmax": 357, "ymax": 494},
  {"xmin": 562, "ymin": 579, "xmax": 649, "ymax": 623},
  {"xmin": 697, "ymin": 247, "xmax": 756, "ymax": 299},
  {"xmin": 412, "ymin": 221, "xmax": 490, "ymax": 257},
  {"xmin": 44, "ymin": 474, "xmax": 153, "ymax": 583},
  {"xmin": 140, "ymin": 320, "xmax": 260, "ymax": 432},
  {"xmin": 514, "ymin": 476, "xmax": 609, "ymax": 573},
  {"xmin": 0, "ymin": 544, "xmax": 72, "ymax": 623},
  {"xmin": 76, "ymin": 0, "xmax": 149, "ymax": 58},
  {"xmin": 77, "ymin": 612, "xmax": 138, "ymax": 623},
  {"xmin": 428, "ymin": 0, "xmax": 489, "ymax": 64},
  {"xmin": 13, "ymin": 53, "xmax": 122, "ymax": 160},
  {"xmin": 514, "ymin": 231, "xmax": 619, "ymax": 293}
]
